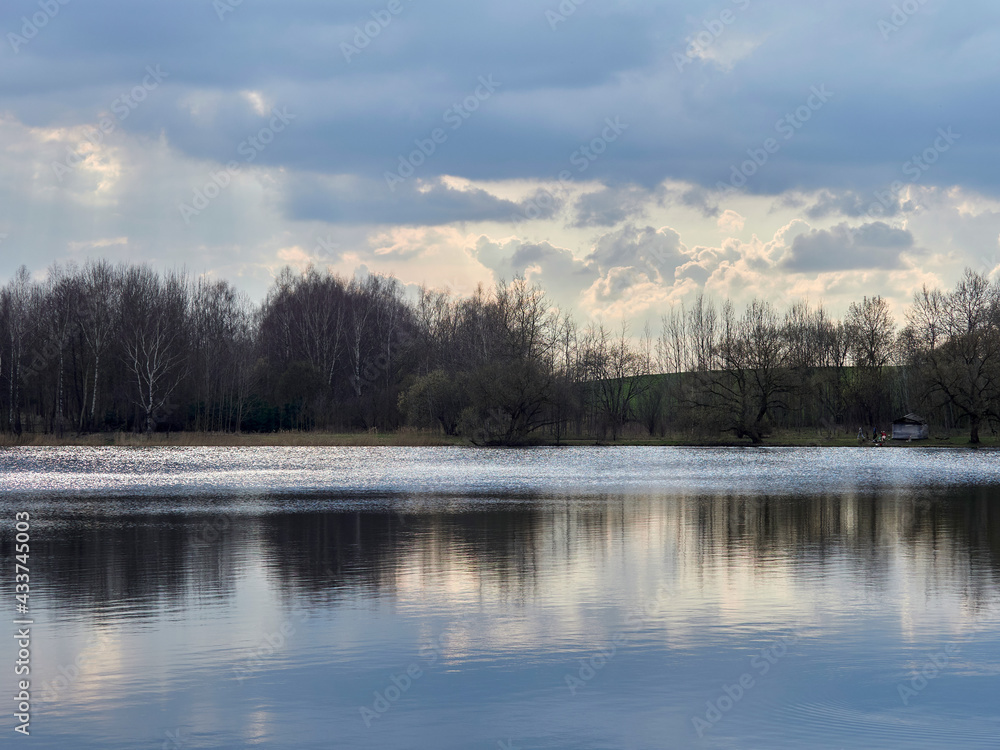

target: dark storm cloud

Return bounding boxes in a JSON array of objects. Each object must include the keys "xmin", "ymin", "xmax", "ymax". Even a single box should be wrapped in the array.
[
  {"xmin": 286, "ymin": 175, "xmax": 540, "ymax": 226},
  {"xmin": 2, "ymin": 0, "xmax": 1000, "ymax": 229}
]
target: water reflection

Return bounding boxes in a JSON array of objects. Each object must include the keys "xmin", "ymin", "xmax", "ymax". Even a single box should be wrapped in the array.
[
  {"xmin": 22, "ymin": 491, "xmax": 1000, "ymax": 612},
  {"xmin": 1, "ymin": 488, "xmax": 998, "ymax": 749}
]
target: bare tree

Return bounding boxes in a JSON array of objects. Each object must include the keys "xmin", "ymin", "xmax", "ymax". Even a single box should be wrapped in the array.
[
  {"xmin": 42, "ymin": 265, "xmax": 82, "ymax": 436},
  {"xmin": 1, "ymin": 267, "xmax": 33, "ymax": 434},
  {"xmin": 698, "ymin": 299, "xmax": 792, "ymax": 443},
  {"xmin": 908, "ymin": 270, "xmax": 1000, "ymax": 443},
  {"xmin": 845, "ymin": 295, "xmax": 896, "ymax": 431},
  {"xmin": 120, "ymin": 267, "xmax": 189, "ymax": 433},
  {"xmin": 78, "ymin": 260, "xmax": 118, "ymax": 430},
  {"xmin": 583, "ymin": 322, "xmax": 652, "ymax": 440},
  {"xmin": 688, "ymin": 294, "xmax": 718, "ymax": 372},
  {"xmin": 461, "ymin": 279, "xmax": 559, "ymax": 445},
  {"xmin": 814, "ymin": 313, "xmax": 851, "ymax": 430}
]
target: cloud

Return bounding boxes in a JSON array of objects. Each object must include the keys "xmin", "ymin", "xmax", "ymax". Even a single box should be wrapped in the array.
[
  {"xmin": 587, "ymin": 224, "xmax": 689, "ymax": 281},
  {"xmin": 3, "ymin": 0, "xmax": 1000, "ymax": 329},
  {"xmin": 717, "ymin": 209, "xmax": 746, "ymax": 233},
  {"xmin": 1, "ymin": 0, "xmax": 995, "ymax": 197},
  {"xmin": 285, "ymin": 175, "xmax": 557, "ymax": 226},
  {"xmin": 472, "ymin": 236, "xmax": 598, "ymax": 307},
  {"xmin": 781, "ymin": 222, "xmax": 917, "ymax": 272},
  {"xmin": 804, "ymin": 189, "xmax": 913, "ymax": 219},
  {"xmin": 572, "ymin": 184, "xmax": 651, "ymax": 227},
  {"xmin": 472, "ymin": 224, "xmax": 710, "ymax": 318}
]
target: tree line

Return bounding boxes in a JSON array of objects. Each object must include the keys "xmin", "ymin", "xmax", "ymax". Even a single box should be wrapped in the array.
[{"xmin": 1, "ymin": 261, "xmax": 998, "ymax": 443}]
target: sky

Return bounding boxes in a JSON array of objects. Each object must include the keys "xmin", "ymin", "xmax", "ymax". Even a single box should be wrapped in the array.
[{"xmin": 2, "ymin": 0, "xmax": 1000, "ymax": 327}]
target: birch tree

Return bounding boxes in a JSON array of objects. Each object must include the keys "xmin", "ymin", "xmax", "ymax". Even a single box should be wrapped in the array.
[{"xmin": 120, "ymin": 267, "xmax": 189, "ymax": 433}]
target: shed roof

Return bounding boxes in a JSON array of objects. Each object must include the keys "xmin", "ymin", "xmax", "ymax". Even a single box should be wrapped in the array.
[{"xmin": 893, "ymin": 413, "xmax": 927, "ymax": 425}]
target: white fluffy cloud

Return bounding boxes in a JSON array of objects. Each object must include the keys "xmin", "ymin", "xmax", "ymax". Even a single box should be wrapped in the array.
[{"xmin": 3, "ymin": 0, "xmax": 1000, "ymax": 325}]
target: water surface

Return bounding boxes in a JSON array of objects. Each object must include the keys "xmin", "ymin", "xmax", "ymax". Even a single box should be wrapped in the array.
[{"xmin": 1, "ymin": 447, "xmax": 998, "ymax": 749}]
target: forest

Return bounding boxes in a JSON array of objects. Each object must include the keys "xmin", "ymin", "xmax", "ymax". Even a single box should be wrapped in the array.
[{"xmin": 0, "ymin": 261, "xmax": 998, "ymax": 444}]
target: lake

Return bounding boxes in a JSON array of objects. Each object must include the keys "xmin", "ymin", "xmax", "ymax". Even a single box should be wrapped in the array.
[{"xmin": 1, "ymin": 446, "xmax": 998, "ymax": 749}]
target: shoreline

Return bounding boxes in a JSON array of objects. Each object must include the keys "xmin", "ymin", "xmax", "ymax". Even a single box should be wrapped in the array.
[{"xmin": 0, "ymin": 431, "xmax": 995, "ymax": 449}]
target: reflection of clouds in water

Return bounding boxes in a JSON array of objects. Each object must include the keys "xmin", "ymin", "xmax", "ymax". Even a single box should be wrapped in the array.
[{"xmin": 8, "ymin": 476, "xmax": 1000, "ymax": 748}]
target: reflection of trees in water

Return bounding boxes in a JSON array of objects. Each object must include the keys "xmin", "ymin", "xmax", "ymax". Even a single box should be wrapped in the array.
[
  {"xmin": 20, "ymin": 511, "xmax": 246, "ymax": 617},
  {"xmin": 684, "ymin": 489, "xmax": 1000, "ymax": 609},
  {"xmin": 6, "ymin": 490, "xmax": 998, "ymax": 612},
  {"xmin": 259, "ymin": 503, "xmax": 547, "ymax": 608}
]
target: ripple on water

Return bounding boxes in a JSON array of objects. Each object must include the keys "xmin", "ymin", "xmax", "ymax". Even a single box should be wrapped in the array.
[{"xmin": 1, "ymin": 446, "xmax": 999, "ymax": 498}]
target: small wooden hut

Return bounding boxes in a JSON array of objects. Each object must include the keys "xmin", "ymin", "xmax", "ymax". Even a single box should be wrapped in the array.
[{"xmin": 892, "ymin": 414, "xmax": 929, "ymax": 440}]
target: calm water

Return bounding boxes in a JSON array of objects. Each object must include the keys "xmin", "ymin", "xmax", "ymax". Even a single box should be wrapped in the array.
[{"xmin": 1, "ymin": 447, "xmax": 998, "ymax": 749}]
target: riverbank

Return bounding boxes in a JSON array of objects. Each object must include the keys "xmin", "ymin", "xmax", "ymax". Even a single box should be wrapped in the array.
[
  {"xmin": 0, "ymin": 430, "xmax": 996, "ymax": 448},
  {"xmin": 0, "ymin": 430, "xmax": 460, "ymax": 448}
]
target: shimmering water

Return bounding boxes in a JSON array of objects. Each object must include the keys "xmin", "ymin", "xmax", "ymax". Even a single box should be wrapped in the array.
[{"xmin": 1, "ymin": 447, "xmax": 998, "ymax": 749}]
